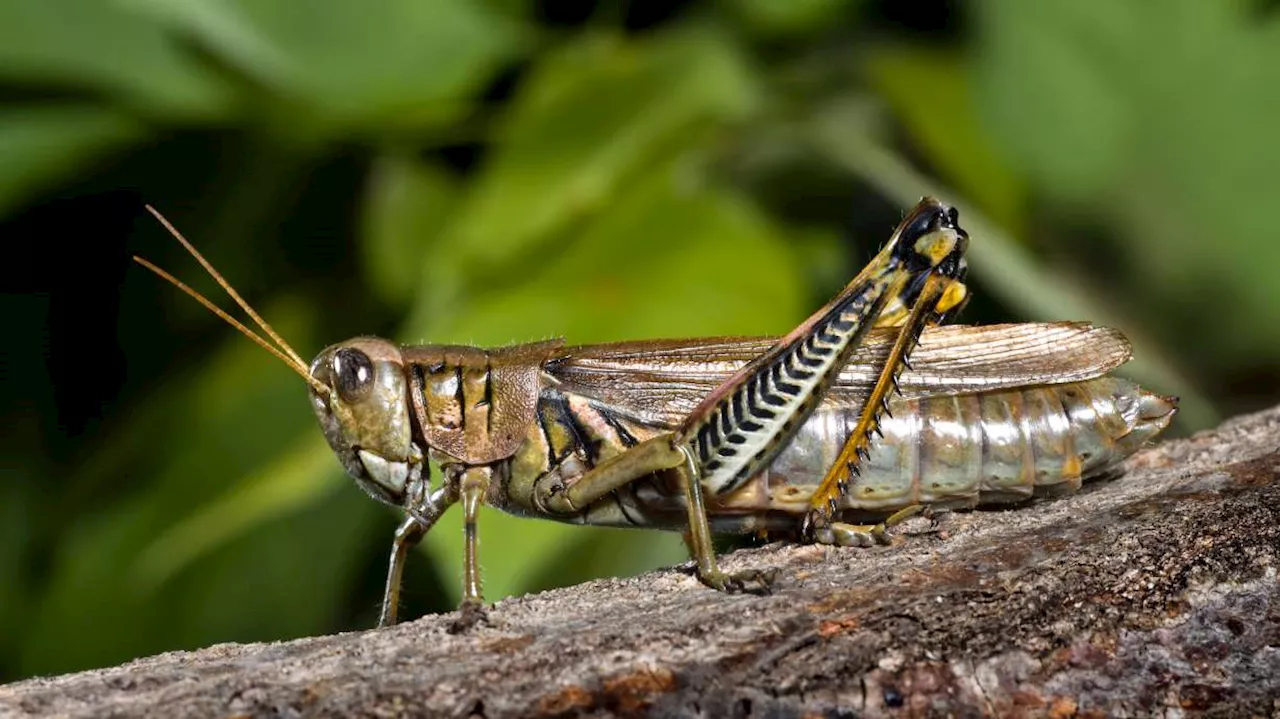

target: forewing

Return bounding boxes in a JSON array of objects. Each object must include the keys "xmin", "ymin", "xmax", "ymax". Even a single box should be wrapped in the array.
[{"xmin": 548, "ymin": 322, "xmax": 1131, "ymax": 426}]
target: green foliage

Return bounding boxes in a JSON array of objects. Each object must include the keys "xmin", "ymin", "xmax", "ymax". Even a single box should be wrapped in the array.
[
  {"xmin": 973, "ymin": 0, "xmax": 1280, "ymax": 363},
  {"xmin": 4, "ymin": 0, "xmax": 1277, "ymax": 682},
  {"xmin": 415, "ymin": 31, "xmax": 757, "ymax": 283},
  {"xmin": 362, "ymin": 156, "xmax": 459, "ymax": 306},
  {"xmin": 722, "ymin": 0, "xmax": 855, "ymax": 39},
  {"xmin": 131, "ymin": 0, "xmax": 523, "ymax": 132},
  {"xmin": 864, "ymin": 48, "xmax": 1024, "ymax": 234},
  {"xmin": 0, "ymin": 0, "xmax": 232, "ymax": 117},
  {"xmin": 0, "ymin": 107, "xmax": 142, "ymax": 215}
]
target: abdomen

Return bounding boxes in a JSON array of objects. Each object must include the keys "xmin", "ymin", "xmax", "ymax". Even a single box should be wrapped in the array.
[
  {"xmin": 718, "ymin": 377, "xmax": 1176, "ymax": 518},
  {"xmin": 503, "ymin": 378, "xmax": 1175, "ymax": 529}
]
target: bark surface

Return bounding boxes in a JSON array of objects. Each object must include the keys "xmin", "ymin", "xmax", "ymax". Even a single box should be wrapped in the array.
[{"xmin": 2, "ymin": 406, "xmax": 1278, "ymax": 718}]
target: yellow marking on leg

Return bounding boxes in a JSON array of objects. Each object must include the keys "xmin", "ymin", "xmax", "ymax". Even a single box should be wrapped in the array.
[{"xmin": 935, "ymin": 281, "xmax": 968, "ymax": 314}]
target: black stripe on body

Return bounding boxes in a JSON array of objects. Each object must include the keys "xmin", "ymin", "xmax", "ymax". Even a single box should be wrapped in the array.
[
  {"xmin": 551, "ymin": 392, "xmax": 599, "ymax": 467},
  {"xmin": 411, "ymin": 364, "xmax": 426, "ymax": 407},
  {"xmin": 593, "ymin": 402, "xmax": 640, "ymax": 448},
  {"xmin": 614, "ymin": 491, "xmax": 643, "ymax": 525},
  {"xmin": 454, "ymin": 365, "xmax": 466, "ymax": 430},
  {"xmin": 482, "ymin": 356, "xmax": 494, "ymax": 432},
  {"xmin": 536, "ymin": 396, "xmax": 560, "ymax": 468}
]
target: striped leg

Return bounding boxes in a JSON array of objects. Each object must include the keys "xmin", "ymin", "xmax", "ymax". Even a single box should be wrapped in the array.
[
  {"xmin": 803, "ymin": 273, "xmax": 968, "ymax": 530},
  {"xmin": 673, "ymin": 201, "xmax": 968, "ymax": 516}
]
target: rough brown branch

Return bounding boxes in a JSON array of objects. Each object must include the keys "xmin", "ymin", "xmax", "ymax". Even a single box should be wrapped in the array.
[{"xmin": 3, "ymin": 406, "xmax": 1278, "ymax": 718}]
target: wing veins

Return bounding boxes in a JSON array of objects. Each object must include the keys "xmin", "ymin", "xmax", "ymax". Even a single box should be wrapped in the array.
[{"xmin": 549, "ymin": 323, "xmax": 1131, "ymax": 426}]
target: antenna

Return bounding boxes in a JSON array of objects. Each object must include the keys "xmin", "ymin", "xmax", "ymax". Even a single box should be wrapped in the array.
[{"xmin": 133, "ymin": 207, "xmax": 330, "ymax": 395}]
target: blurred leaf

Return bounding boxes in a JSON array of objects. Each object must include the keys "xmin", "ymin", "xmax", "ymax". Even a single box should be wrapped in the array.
[
  {"xmin": 431, "ymin": 163, "xmax": 804, "ymax": 343},
  {"xmin": 129, "ymin": 435, "xmax": 344, "ymax": 590},
  {"xmin": 159, "ymin": 485, "xmax": 381, "ymax": 652},
  {"xmin": 973, "ymin": 0, "xmax": 1134, "ymax": 200},
  {"xmin": 418, "ymin": 31, "xmax": 759, "ymax": 288},
  {"xmin": 23, "ymin": 473, "xmax": 376, "ymax": 676},
  {"xmin": 809, "ymin": 101, "xmax": 1217, "ymax": 429},
  {"xmin": 0, "ymin": 106, "xmax": 142, "ymax": 216},
  {"xmin": 22, "ymin": 302, "xmax": 339, "ymax": 674},
  {"xmin": 361, "ymin": 154, "xmax": 460, "ymax": 306},
  {"xmin": 124, "ymin": 0, "xmax": 298, "ymax": 92},
  {"xmin": 422, "ymin": 160, "xmax": 805, "ymax": 602},
  {"xmin": 1116, "ymin": 3, "xmax": 1280, "ymax": 361},
  {"xmin": 791, "ymin": 226, "xmax": 847, "ymax": 295},
  {"xmin": 722, "ymin": 0, "xmax": 858, "ymax": 38},
  {"xmin": 0, "ymin": 479, "xmax": 33, "ymax": 677},
  {"xmin": 0, "ymin": 0, "xmax": 232, "ymax": 118},
  {"xmin": 974, "ymin": 0, "xmax": 1280, "ymax": 363},
  {"xmin": 866, "ymin": 47, "xmax": 1025, "ymax": 235},
  {"xmin": 136, "ymin": 0, "xmax": 525, "ymax": 131}
]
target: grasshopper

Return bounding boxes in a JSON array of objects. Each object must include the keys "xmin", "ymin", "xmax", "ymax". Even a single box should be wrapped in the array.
[{"xmin": 135, "ymin": 198, "xmax": 1176, "ymax": 626}]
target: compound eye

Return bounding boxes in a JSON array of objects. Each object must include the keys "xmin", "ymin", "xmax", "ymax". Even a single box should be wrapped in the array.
[{"xmin": 333, "ymin": 348, "xmax": 374, "ymax": 404}]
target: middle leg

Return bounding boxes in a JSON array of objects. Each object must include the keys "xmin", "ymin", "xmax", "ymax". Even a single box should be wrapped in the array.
[{"xmin": 533, "ymin": 436, "xmax": 770, "ymax": 591}]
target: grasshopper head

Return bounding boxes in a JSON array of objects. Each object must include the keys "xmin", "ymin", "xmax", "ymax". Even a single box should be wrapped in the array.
[
  {"xmin": 132, "ymin": 209, "xmax": 428, "ymax": 510},
  {"xmin": 309, "ymin": 337, "xmax": 426, "ymax": 507}
]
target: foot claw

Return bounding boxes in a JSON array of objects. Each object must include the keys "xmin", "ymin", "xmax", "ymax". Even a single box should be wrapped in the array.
[
  {"xmin": 447, "ymin": 600, "xmax": 489, "ymax": 633},
  {"xmin": 804, "ymin": 505, "xmax": 833, "ymax": 538},
  {"xmin": 701, "ymin": 568, "xmax": 777, "ymax": 595}
]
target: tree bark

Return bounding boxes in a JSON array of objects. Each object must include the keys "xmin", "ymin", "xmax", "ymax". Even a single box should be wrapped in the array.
[{"xmin": 3, "ymin": 405, "xmax": 1278, "ymax": 718}]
